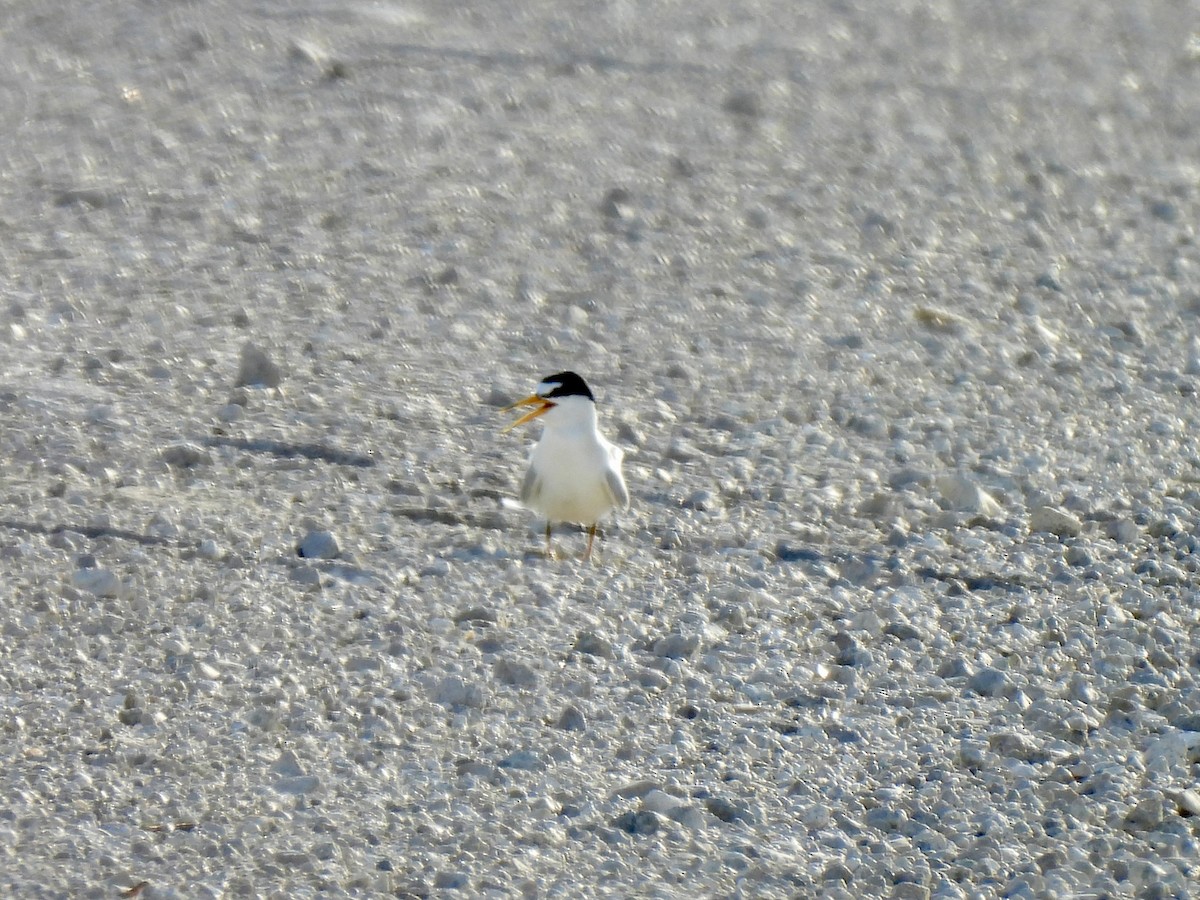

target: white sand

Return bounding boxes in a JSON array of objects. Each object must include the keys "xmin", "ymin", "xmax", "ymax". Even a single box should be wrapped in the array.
[{"xmin": 2, "ymin": 1, "xmax": 1199, "ymax": 896}]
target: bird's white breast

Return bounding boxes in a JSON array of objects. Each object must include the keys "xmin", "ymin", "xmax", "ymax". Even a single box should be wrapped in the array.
[{"xmin": 524, "ymin": 405, "xmax": 625, "ymax": 526}]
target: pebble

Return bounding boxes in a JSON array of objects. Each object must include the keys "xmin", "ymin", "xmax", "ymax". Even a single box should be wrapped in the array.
[
  {"xmin": 498, "ymin": 750, "xmax": 542, "ymax": 771},
  {"xmin": 705, "ymin": 797, "xmax": 750, "ymax": 824},
  {"xmin": 275, "ymin": 775, "xmax": 322, "ymax": 795},
  {"xmin": 217, "ymin": 403, "xmax": 244, "ymax": 423},
  {"xmin": 290, "ymin": 566, "xmax": 321, "ymax": 586},
  {"xmin": 297, "ymin": 530, "xmax": 339, "ymax": 559},
  {"xmin": 2, "ymin": 6, "xmax": 1199, "ymax": 898},
  {"xmin": 1029, "ymin": 506, "xmax": 1083, "ymax": 537},
  {"xmin": 1170, "ymin": 789, "xmax": 1200, "ymax": 817},
  {"xmin": 433, "ymin": 676, "xmax": 485, "ymax": 709},
  {"xmin": 493, "ymin": 657, "xmax": 538, "ymax": 688},
  {"xmin": 454, "ymin": 607, "xmax": 499, "ymax": 626},
  {"xmin": 968, "ymin": 667, "xmax": 1013, "ymax": 698},
  {"xmin": 71, "ymin": 568, "xmax": 122, "ymax": 598},
  {"xmin": 884, "ymin": 621, "xmax": 922, "ymax": 643},
  {"xmin": 159, "ymin": 443, "xmax": 212, "ymax": 469},
  {"xmin": 937, "ymin": 474, "xmax": 1002, "ymax": 516},
  {"xmin": 652, "ymin": 633, "xmax": 700, "ymax": 660},
  {"xmin": 1123, "ymin": 796, "xmax": 1164, "ymax": 831},
  {"xmin": 574, "ymin": 631, "xmax": 615, "ymax": 659},
  {"xmin": 556, "ymin": 705, "xmax": 587, "ymax": 732},
  {"xmin": 235, "ymin": 342, "xmax": 282, "ymax": 388},
  {"xmin": 612, "ymin": 811, "xmax": 659, "ymax": 836}
]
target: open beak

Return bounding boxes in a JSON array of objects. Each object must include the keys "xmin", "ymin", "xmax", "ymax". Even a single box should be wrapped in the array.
[{"xmin": 501, "ymin": 394, "xmax": 555, "ymax": 433}]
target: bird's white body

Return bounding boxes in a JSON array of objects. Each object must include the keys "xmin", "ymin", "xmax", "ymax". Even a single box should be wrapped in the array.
[{"xmin": 520, "ymin": 395, "xmax": 628, "ymax": 528}]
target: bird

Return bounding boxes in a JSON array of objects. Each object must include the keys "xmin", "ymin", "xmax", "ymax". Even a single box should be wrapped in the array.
[{"xmin": 501, "ymin": 371, "xmax": 629, "ymax": 561}]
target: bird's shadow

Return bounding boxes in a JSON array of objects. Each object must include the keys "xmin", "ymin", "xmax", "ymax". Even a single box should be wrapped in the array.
[
  {"xmin": 0, "ymin": 519, "xmax": 178, "ymax": 547},
  {"xmin": 201, "ymin": 435, "xmax": 376, "ymax": 468}
]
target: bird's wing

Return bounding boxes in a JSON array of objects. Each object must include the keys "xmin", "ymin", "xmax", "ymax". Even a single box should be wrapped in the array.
[
  {"xmin": 519, "ymin": 466, "xmax": 541, "ymax": 507},
  {"xmin": 605, "ymin": 465, "xmax": 630, "ymax": 509}
]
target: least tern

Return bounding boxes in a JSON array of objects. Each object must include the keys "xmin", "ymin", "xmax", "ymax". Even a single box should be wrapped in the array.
[{"xmin": 502, "ymin": 371, "xmax": 629, "ymax": 561}]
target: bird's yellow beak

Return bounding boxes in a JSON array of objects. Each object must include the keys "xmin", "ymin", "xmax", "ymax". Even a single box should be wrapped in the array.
[{"xmin": 501, "ymin": 394, "xmax": 555, "ymax": 433}]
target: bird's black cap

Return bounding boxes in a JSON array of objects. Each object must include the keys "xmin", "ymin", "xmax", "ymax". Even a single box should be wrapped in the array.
[{"xmin": 537, "ymin": 371, "xmax": 594, "ymax": 401}]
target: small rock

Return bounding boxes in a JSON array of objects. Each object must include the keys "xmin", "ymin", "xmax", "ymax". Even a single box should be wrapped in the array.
[
  {"xmin": 72, "ymin": 568, "xmax": 122, "ymax": 598},
  {"xmin": 937, "ymin": 474, "xmax": 1002, "ymax": 516},
  {"xmin": 989, "ymin": 732, "xmax": 1046, "ymax": 762},
  {"xmin": 667, "ymin": 805, "xmax": 706, "ymax": 830},
  {"xmin": 498, "ymin": 750, "xmax": 542, "ymax": 771},
  {"xmin": 235, "ymin": 342, "xmax": 282, "ymax": 388},
  {"xmin": 823, "ymin": 861, "xmax": 853, "ymax": 884},
  {"xmin": 1036, "ymin": 271, "xmax": 1062, "ymax": 292},
  {"xmin": 839, "ymin": 555, "xmax": 880, "ymax": 586},
  {"xmin": 857, "ymin": 492, "xmax": 899, "ymax": 520},
  {"xmin": 433, "ymin": 675, "xmax": 485, "ymax": 708},
  {"xmin": 864, "ymin": 806, "xmax": 907, "ymax": 831},
  {"xmin": 968, "ymin": 666, "xmax": 1012, "ymax": 698},
  {"xmin": 1124, "ymin": 796, "xmax": 1164, "ymax": 830},
  {"xmin": 574, "ymin": 631, "xmax": 614, "ymax": 659},
  {"xmin": 652, "ymin": 633, "xmax": 700, "ymax": 660},
  {"xmin": 198, "ymin": 539, "xmax": 222, "ymax": 560},
  {"xmin": 600, "ymin": 187, "xmax": 634, "ymax": 219},
  {"xmin": 1170, "ymin": 789, "xmax": 1200, "ymax": 817},
  {"xmin": 959, "ymin": 740, "xmax": 988, "ymax": 769},
  {"xmin": 454, "ymin": 607, "xmax": 498, "ymax": 626},
  {"xmin": 833, "ymin": 632, "xmax": 871, "ymax": 668},
  {"xmin": 272, "ymin": 750, "xmax": 305, "ymax": 777},
  {"xmin": 1148, "ymin": 517, "xmax": 1183, "ymax": 538},
  {"xmin": 493, "ymin": 657, "xmax": 538, "ymax": 688},
  {"xmin": 1149, "ymin": 200, "xmax": 1178, "ymax": 222},
  {"xmin": 290, "ymin": 566, "xmax": 321, "ymax": 586},
  {"xmin": 271, "ymin": 753, "xmax": 321, "ymax": 796},
  {"xmin": 776, "ymin": 542, "xmax": 823, "ymax": 563},
  {"xmin": 514, "ymin": 273, "xmax": 543, "ymax": 306},
  {"xmin": 433, "ymin": 872, "xmax": 469, "ymax": 890},
  {"xmin": 642, "ymin": 790, "xmax": 683, "ymax": 816},
  {"xmin": 275, "ymin": 850, "xmax": 313, "ymax": 870},
  {"xmin": 289, "ymin": 38, "xmax": 348, "ymax": 79},
  {"xmin": 419, "ymin": 559, "xmax": 450, "ymax": 577},
  {"xmin": 705, "ymin": 797, "xmax": 748, "ymax": 823},
  {"xmin": 297, "ymin": 530, "xmax": 339, "ymax": 560},
  {"xmin": 1105, "ymin": 518, "xmax": 1139, "ymax": 544},
  {"xmin": 723, "ymin": 89, "xmax": 762, "ymax": 118},
  {"xmin": 1029, "ymin": 505, "xmax": 1082, "ymax": 537},
  {"xmin": 884, "ymin": 621, "xmax": 922, "ymax": 643},
  {"xmin": 160, "ymin": 443, "xmax": 212, "ymax": 469},
  {"xmin": 915, "ymin": 306, "xmax": 968, "ymax": 334},
  {"xmin": 681, "ymin": 489, "xmax": 716, "ymax": 511},
  {"xmin": 612, "ymin": 810, "xmax": 659, "ymax": 836},
  {"xmin": 275, "ymin": 775, "xmax": 322, "ymax": 795},
  {"xmin": 556, "ymin": 704, "xmax": 587, "ymax": 732},
  {"xmin": 611, "ymin": 780, "xmax": 660, "ymax": 800},
  {"xmin": 938, "ymin": 656, "xmax": 972, "ymax": 679},
  {"xmin": 635, "ymin": 668, "xmax": 670, "ymax": 690},
  {"xmin": 1065, "ymin": 545, "xmax": 1093, "ymax": 567}
]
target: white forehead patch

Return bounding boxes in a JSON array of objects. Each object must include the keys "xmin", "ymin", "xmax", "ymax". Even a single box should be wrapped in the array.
[{"xmin": 536, "ymin": 380, "xmax": 562, "ymax": 397}]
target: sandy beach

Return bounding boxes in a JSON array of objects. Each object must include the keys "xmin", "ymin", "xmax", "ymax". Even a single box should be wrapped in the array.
[{"xmin": 1, "ymin": 1, "xmax": 1199, "ymax": 896}]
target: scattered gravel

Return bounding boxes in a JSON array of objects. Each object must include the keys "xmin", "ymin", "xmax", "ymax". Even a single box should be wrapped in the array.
[{"xmin": 2, "ymin": 1, "xmax": 1200, "ymax": 897}]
